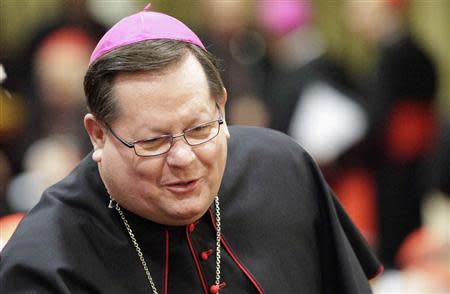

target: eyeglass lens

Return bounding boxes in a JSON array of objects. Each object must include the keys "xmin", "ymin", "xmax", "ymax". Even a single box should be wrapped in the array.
[{"xmin": 134, "ymin": 120, "xmax": 221, "ymax": 156}]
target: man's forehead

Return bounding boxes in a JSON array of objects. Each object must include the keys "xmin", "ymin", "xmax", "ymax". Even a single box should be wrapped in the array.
[
  {"xmin": 111, "ymin": 52, "xmax": 204, "ymax": 88},
  {"xmin": 111, "ymin": 54, "xmax": 211, "ymax": 113}
]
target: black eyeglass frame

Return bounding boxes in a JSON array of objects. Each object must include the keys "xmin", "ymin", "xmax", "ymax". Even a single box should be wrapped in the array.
[{"xmin": 104, "ymin": 107, "xmax": 224, "ymax": 157}]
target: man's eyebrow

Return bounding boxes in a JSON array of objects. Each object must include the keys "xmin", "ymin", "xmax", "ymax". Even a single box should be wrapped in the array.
[
  {"xmin": 133, "ymin": 103, "xmax": 218, "ymax": 138},
  {"xmin": 133, "ymin": 118, "xmax": 205, "ymax": 140}
]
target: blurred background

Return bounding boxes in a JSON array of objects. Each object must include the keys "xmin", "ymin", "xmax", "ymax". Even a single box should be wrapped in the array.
[{"xmin": 0, "ymin": 0, "xmax": 448, "ymax": 292}]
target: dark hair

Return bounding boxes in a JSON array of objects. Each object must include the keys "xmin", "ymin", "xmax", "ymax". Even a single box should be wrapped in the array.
[{"xmin": 84, "ymin": 39, "xmax": 225, "ymax": 124}]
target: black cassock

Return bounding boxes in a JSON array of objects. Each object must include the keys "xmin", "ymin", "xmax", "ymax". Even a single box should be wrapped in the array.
[{"xmin": 0, "ymin": 127, "xmax": 382, "ymax": 293}]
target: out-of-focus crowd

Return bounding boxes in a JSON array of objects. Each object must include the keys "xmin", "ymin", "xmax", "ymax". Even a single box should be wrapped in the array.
[{"xmin": 0, "ymin": 0, "xmax": 448, "ymax": 292}]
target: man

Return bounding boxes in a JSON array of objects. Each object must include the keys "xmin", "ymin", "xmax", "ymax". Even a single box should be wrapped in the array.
[
  {"xmin": 0, "ymin": 6, "xmax": 381, "ymax": 293},
  {"xmin": 344, "ymin": 0, "xmax": 438, "ymax": 268}
]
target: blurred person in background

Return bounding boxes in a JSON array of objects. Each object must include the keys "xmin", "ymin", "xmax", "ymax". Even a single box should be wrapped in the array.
[
  {"xmin": 256, "ymin": 0, "xmax": 376, "ymax": 245},
  {"xmin": 31, "ymin": 27, "xmax": 95, "ymax": 146},
  {"xmin": 0, "ymin": 65, "xmax": 25, "ymax": 259},
  {"xmin": 0, "ymin": 7, "xmax": 381, "ymax": 293},
  {"xmin": 0, "ymin": 0, "xmax": 104, "ymax": 184},
  {"xmin": 0, "ymin": 65, "xmax": 13, "ymax": 216},
  {"xmin": 2, "ymin": 7, "xmax": 99, "ymax": 214},
  {"xmin": 343, "ymin": 0, "xmax": 438, "ymax": 269},
  {"xmin": 199, "ymin": 0, "xmax": 269, "ymax": 127},
  {"xmin": 373, "ymin": 227, "xmax": 449, "ymax": 293},
  {"xmin": 256, "ymin": 0, "xmax": 367, "ymax": 147},
  {"xmin": 0, "ymin": 61, "xmax": 28, "ymax": 178},
  {"xmin": 12, "ymin": 0, "xmax": 105, "ymax": 159},
  {"xmin": 6, "ymin": 135, "xmax": 81, "ymax": 212}
]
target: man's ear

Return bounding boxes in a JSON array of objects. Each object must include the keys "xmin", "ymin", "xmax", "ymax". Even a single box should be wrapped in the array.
[
  {"xmin": 84, "ymin": 113, "xmax": 106, "ymax": 162},
  {"xmin": 218, "ymin": 88, "xmax": 230, "ymax": 139}
]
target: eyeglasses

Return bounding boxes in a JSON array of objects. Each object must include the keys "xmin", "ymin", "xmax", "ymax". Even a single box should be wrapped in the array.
[{"xmin": 105, "ymin": 116, "xmax": 224, "ymax": 157}]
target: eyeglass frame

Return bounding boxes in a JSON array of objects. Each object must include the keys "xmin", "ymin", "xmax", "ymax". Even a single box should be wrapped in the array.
[{"xmin": 103, "ymin": 105, "xmax": 224, "ymax": 157}]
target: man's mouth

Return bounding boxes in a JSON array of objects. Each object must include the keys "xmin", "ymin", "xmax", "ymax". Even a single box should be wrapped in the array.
[{"xmin": 164, "ymin": 179, "xmax": 200, "ymax": 194}]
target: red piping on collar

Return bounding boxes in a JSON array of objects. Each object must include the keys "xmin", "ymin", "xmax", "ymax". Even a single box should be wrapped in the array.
[
  {"xmin": 208, "ymin": 209, "xmax": 265, "ymax": 294},
  {"xmin": 164, "ymin": 229, "xmax": 169, "ymax": 294},
  {"xmin": 186, "ymin": 226, "xmax": 209, "ymax": 293}
]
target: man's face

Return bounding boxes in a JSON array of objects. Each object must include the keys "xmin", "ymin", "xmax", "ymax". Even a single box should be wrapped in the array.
[{"xmin": 90, "ymin": 53, "xmax": 229, "ymax": 226}]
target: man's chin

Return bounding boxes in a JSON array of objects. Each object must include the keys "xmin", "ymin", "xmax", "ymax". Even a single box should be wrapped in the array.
[{"xmin": 166, "ymin": 204, "xmax": 211, "ymax": 226}]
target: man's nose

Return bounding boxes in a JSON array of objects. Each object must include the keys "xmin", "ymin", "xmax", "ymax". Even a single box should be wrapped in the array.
[{"xmin": 166, "ymin": 137, "xmax": 196, "ymax": 167}]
